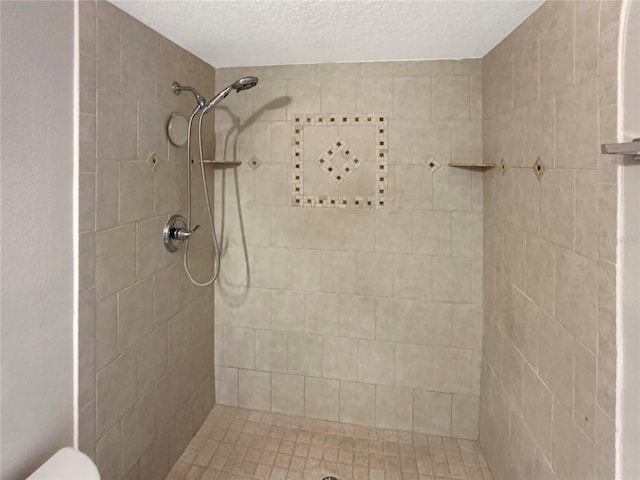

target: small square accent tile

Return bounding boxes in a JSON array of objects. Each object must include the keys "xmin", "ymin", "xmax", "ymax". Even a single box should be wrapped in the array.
[
  {"xmin": 532, "ymin": 155, "xmax": 545, "ymax": 179},
  {"xmin": 248, "ymin": 155, "xmax": 262, "ymax": 171},
  {"xmin": 166, "ymin": 404, "xmax": 491, "ymax": 480}
]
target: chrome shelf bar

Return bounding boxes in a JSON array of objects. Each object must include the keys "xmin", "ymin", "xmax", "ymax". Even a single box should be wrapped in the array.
[{"xmin": 601, "ymin": 138, "xmax": 640, "ymax": 157}]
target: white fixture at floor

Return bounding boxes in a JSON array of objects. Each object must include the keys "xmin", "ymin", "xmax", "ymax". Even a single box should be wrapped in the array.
[{"xmin": 26, "ymin": 448, "xmax": 100, "ymax": 479}]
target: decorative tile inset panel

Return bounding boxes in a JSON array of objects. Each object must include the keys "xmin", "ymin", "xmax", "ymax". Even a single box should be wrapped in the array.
[{"xmin": 292, "ymin": 113, "xmax": 388, "ymax": 208}]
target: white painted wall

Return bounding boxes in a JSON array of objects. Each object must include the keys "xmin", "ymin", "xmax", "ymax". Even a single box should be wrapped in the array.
[
  {"xmin": 617, "ymin": 1, "xmax": 640, "ymax": 478},
  {"xmin": 0, "ymin": 2, "xmax": 76, "ymax": 479}
]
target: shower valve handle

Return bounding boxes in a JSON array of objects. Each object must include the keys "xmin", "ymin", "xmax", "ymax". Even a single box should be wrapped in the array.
[{"xmin": 175, "ymin": 224, "xmax": 199, "ymax": 240}]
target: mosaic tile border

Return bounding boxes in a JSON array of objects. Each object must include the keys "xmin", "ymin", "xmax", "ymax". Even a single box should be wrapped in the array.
[{"xmin": 291, "ymin": 113, "xmax": 388, "ymax": 209}]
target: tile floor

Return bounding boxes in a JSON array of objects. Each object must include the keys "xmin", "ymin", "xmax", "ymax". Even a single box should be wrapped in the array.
[{"xmin": 165, "ymin": 405, "xmax": 492, "ymax": 480}]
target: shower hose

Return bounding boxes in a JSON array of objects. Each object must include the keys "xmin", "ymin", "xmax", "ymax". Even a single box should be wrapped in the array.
[{"xmin": 182, "ymin": 108, "xmax": 221, "ymax": 287}]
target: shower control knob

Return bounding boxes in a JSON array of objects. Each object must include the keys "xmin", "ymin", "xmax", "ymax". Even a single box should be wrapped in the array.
[
  {"xmin": 175, "ymin": 224, "xmax": 199, "ymax": 240},
  {"xmin": 163, "ymin": 215, "xmax": 197, "ymax": 252}
]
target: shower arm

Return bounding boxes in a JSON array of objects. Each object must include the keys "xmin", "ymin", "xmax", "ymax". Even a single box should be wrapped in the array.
[{"xmin": 172, "ymin": 81, "xmax": 206, "ymax": 107}]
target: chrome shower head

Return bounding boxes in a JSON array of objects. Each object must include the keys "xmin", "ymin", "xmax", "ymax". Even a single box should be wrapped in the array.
[
  {"xmin": 231, "ymin": 76, "xmax": 259, "ymax": 92},
  {"xmin": 203, "ymin": 76, "xmax": 259, "ymax": 113}
]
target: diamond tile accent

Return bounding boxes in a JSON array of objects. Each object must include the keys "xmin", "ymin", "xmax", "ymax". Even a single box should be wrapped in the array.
[
  {"xmin": 291, "ymin": 113, "xmax": 388, "ymax": 209},
  {"xmin": 532, "ymin": 156, "xmax": 545, "ymax": 179},
  {"xmin": 248, "ymin": 155, "xmax": 262, "ymax": 171},
  {"xmin": 317, "ymin": 138, "xmax": 362, "ymax": 185},
  {"xmin": 424, "ymin": 156, "xmax": 441, "ymax": 173}
]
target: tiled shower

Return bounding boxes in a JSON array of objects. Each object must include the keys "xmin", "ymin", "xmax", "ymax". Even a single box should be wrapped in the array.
[{"xmin": 77, "ymin": 1, "xmax": 620, "ymax": 479}]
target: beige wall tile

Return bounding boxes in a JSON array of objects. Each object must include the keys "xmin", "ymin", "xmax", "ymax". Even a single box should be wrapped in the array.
[
  {"xmin": 555, "ymin": 79, "xmax": 598, "ymax": 169},
  {"xmin": 271, "ymin": 373, "xmax": 304, "ymax": 416},
  {"xmin": 513, "ymin": 168, "xmax": 540, "ymax": 234},
  {"xmin": 270, "ymin": 207, "xmax": 306, "ymax": 248},
  {"xmin": 452, "ymin": 212, "xmax": 483, "ymax": 258},
  {"xmin": 394, "ymin": 254, "xmax": 431, "ymax": 300},
  {"xmin": 574, "ymin": 341, "xmax": 596, "ymax": 439},
  {"xmin": 338, "ymin": 382, "xmax": 375, "ymax": 429},
  {"xmin": 412, "ymin": 300, "xmax": 452, "ymax": 347},
  {"xmin": 538, "ymin": 314, "xmax": 573, "ymax": 411},
  {"xmin": 555, "ymin": 248, "xmax": 598, "ymax": 351},
  {"xmin": 451, "ymin": 120, "xmax": 483, "ymax": 165},
  {"xmin": 136, "ymin": 216, "xmax": 173, "ymax": 279},
  {"xmin": 395, "ymin": 343, "xmax": 432, "ymax": 389},
  {"xmin": 358, "ymin": 340, "xmax": 395, "ymax": 385},
  {"xmin": 287, "ymin": 79, "xmax": 322, "ymax": 119},
  {"xmin": 452, "ymin": 394, "xmax": 479, "ymax": 439},
  {"xmin": 451, "ymin": 304, "xmax": 483, "ymax": 351},
  {"xmin": 413, "ymin": 390, "xmax": 451, "ymax": 435},
  {"xmin": 238, "ymin": 369, "xmax": 271, "ymax": 411},
  {"xmin": 322, "ymin": 336, "xmax": 358, "ymax": 381},
  {"xmin": 97, "ymin": 423, "xmax": 121, "ymax": 480},
  {"xmin": 525, "ymin": 234, "xmax": 555, "ymax": 316},
  {"xmin": 433, "ymin": 167, "xmax": 472, "ymax": 211},
  {"xmin": 540, "ymin": 169, "xmax": 574, "ymax": 250},
  {"xmin": 356, "ymin": 76, "xmax": 393, "ymax": 113},
  {"xmin": 393, "ymin": 76, "xmax": 431, "ymax": 120},
  {"xmin": 288, "ymin": 332, "xmax": 322, "ymax": 377},
  {"xmin": 153, "ymin": 264, "xmax": 181, "ymax": 325},
  {"xmin": 215, "ymin": 366, "xmax": 238, "ymax": 406},
  {"xmin": 121, "ymin": 389, "xmax": 156, "ymax": 475},
  {"xmin": 96, "ymin": 161, "xmax": 118, "ymax": 230},
  {"xmin": 356, "ymin": 252, "xmax": 394, "ymax": 297},
  {"xmin": 376, "ymin": 297, "xmax": 413, "ymax": 343},
  {"xmin": 433, "ymin": 348, "xmax": 473, "ymax": 394},
  {"xmin": 255, "ymin": 330, "xmax": 288, "ymax": 373},
  {"xmin": 96, "ymin": 89, "xmax": 137, "ymax": 160},
  {"xmin": 525, "ymin": 95, "xmax": 555, "ymax": 167},
  {"xmin": 95, "ymin": 225, "xmax": 136, "ymax": 300},
  {"xmin": 432, "ymin": 76, "xmax": 470, "ymax": 120},
  {"xmin": 305, "ymin": 291, "xmax": 340, "ymax": 336},
  {"xmin": 96, "ymin": 348, "xmax": 137, "ymax": 437},
  {"xmin": 551, "ymin": 402, "xmax": 596, "ymax": 480},
  {"xmin": 339, "ymin": 294, "xmax": 376, "ymax": 339},
  {"xmin": 321, "ymin": 76, "xmax": 358, "ymax": 113},
  {"xmin": 168, "ymin": 308, "xmax": 191, "ymax": 365},
  {"xmin": 254, "ymin": 163, "xmax": 289, "ymax": 205},
  {"xmin": 96, "ymin": 295, "xmax": 118, "ymax": 370},
  {"xmin": 511, "ymin": 290, "xmax": 539, "ymax": 368},
  {"xmin": 501, "ymin": 340, "xmax": 524, "ymax": 411},
  {"xmin": 321, "ymin": 251, "xmax": 357, "ymax": 294},
  {"xmin": 137, "ymin": 324, "xmax": 167, "ymax": 395},
  {"xmin": 222, "ymin": 326, "xmax": 255, "ymax": 369},
  {"xmin": 414, "ymin": 121, "xmax": 452, "ymax": 165},
  {"xmin": 272, "ymin": 290, "xmax": 305, "ymax": 332},
  {"xmin": 119, "ymin": 162, "xmax": 154, "ymax": 224},
  {"xmin": 597, "ymin": 333, "xmax": 616, "ymax": 419},
  {"xmin": 432, "ymin": 257, "xmax": 473, "ymax": 303},
  {"xmin": 412, "ymin": 211, "xmax": 451, "ymax": 256},
  {"xmin": 538, "ymin": 1, "xmax": 575, "ymax": 97},
  {"xmin": 375, "ymin": 209, "xmax": 413, "ymax": 252},
  {"xmin": 375, "ymin": 385, "xmax": 413, "ymax": 430},
  {"xmin": 117, "ymin": 279, "xmax": 154, "ymax": 353},
  {"xmin": 305, "ymin": 377, "xmax": 339, "ymax": 421}
]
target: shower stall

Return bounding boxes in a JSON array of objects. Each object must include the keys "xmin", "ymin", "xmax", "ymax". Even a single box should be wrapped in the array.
[{"xmin": 75, "ymin": 1, "xmax": 623, "ymax": 479}]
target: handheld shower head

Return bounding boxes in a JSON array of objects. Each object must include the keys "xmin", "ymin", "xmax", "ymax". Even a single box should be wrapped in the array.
[
  {"xmin": 231, "ymin": 76, "xmax": 259, "ymax": 92},
  {"xmin": 203, "ymin": 76, "xmax": 259, "ymax": 113}
]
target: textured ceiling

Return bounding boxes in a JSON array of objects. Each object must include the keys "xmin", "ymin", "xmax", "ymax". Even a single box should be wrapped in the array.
[{"xmin": 112, "ymin": 0, "xmax": 543, "ymax": 68}]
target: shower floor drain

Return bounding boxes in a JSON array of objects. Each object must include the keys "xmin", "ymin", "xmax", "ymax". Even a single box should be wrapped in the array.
[{"xmin": 321, "ymin": 477, "xmax": 338, "ymax": 480}]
